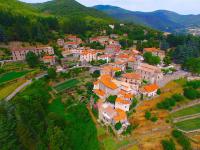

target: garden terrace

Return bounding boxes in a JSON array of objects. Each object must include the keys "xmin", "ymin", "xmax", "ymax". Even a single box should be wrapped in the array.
[{"xmin": 54, "ymin": 79, "xmax": 79, "ymax": 93}]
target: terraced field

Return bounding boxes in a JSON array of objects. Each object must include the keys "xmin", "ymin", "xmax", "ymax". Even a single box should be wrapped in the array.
[
  {"xmin": 54, "ymin": 79, "xmax": 79, "ymax": 92},
  {"xmin": 172, "ymin": 103, "xmax": 200, "ymax": 132},
  {"xmin": 171, "ymin": 104, "xmax": 200, "ymax": 118},
  {"xmin": 175, "ymin": 117, "xmax": 200, "ymax": 131},
  {"xmin": 0, "ymin": 71, "xmax": 29, "ymax": 84},
  {"xmin": 0, "ymin": 79, "xmax": 25, "ymax": 100}
]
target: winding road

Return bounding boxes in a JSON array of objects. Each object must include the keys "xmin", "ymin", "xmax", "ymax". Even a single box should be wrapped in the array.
[{"xmin": 5, "ymin": 73, "xmax": 47, "ymax": 101}]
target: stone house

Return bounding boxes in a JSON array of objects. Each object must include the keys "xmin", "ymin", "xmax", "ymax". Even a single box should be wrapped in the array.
[{"xmin": 11, "ymin": 46, "xmax": 54, "ymax": 61}]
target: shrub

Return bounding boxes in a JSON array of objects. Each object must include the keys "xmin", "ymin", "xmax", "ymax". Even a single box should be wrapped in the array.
[
  {"xmin": 107, "ymin": 95, "xmax": 117, "ymax": 104},
  {"xmin": 157, "ymin": 89, "xmax": 161, "ymax": 95},
  {"xmin": 122, "ymin": 124, "xmax": 138, "ymax": 135},
  {"xmin": 91, "ymin": 70, "xmax": 100, "ymax": 78},
  {"xmin": 172, "ymin": 130, "xmax": 191, "ymax": 150},
  {"xmin": 172, "ymin": 94, "xmax": 184, "ymax": 102},
  {"xmin": 161, "ymin": 139, "xmax": 176, "ymax": 150},
  {"xmin": 115, "ymin": 122, "xmax": 122, "ymax": 130},
  {"xmin": 115, "ymin": 71, "xmax": 122, "ymax": 77},
  {"xmin": 151, "ymin": 116, "xmax": 158, "ymax": 122},
  {"xmin": 47, "ymin": 67, "xmax": 57, "ymax": 79},
  {"xmin": 184, "ymin": 87, "xmax": 200, "ymax": 100},
  {"xmin": 130, "ymin": 98, "xmax": 138, "ymax": 110},
  {"xmin": 145, "ymin": 111, "xmax": 151, "ymax": 120},
  {"xmin": 186, "ymin": 80, "xmax": 200, "ymax": 89}
]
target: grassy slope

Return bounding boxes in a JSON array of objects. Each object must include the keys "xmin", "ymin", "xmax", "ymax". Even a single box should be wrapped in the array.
[
  {"xmin": 0, "ymin": 79, "xmax": 25, "ymax": 100},
  {"xmin": 175, "ymin": 117, "xmax": 200, "ymax": 131},
  {"xmin": 54, "ymin": 79, "xmax": 79, "ymax": 92},
  {"xmin": 172, "ymin": 104, "xmax": 200, "ymax": 118},
  {"xmin": 0, "ymin": 71, "xmax": 29, "ymax": 84}
]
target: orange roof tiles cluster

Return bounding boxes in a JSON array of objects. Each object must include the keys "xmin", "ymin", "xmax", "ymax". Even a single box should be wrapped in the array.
[
  {"xmin": 116, "ymin": 54, "xmax": 129, "ymax": 59},
  {"xmin": 122, "ymin": 73, "xmax": 141, "ymax": 80},
  {"xmin": 113, "ymin": 108, "xmax": 127, "ymax": 122},
  {"xmin": 94, "ymin": 89, "xmax": 105, "ymax": 97},
  {"xmin": 99, "ymin": 75, "xmax": 118, "ymax": 90},
  {"xmin": 81, "ymin": 50, "xmax": 97, "ymax": 55},
  {"xmin": 119, "ymin": 90, "xmax": 134, "ymax": 99},
  {"xmin": 43, "ymin": 55, "xmax": 54, "ymax": 59},
  {"xmin": 128, "ymin": 57, "xmax": 136, "ymax": 62},
  {"xmin": 144, "ymin": 47, "xmax": 158, "ymax": 52},
  {"xmin": 143, "ymin": 84, "xmax": 159, "ymax": 92},
  {"xmin": 116, "ymin": 97, "xmax": 131, "ymax": 105},
  {"xmin": 112, "ymin": 67, "xmax": 121, "ymax": 72}
]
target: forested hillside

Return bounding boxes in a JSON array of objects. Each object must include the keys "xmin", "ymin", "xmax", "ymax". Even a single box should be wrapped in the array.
[
  {"xmin": 0, "ymin": 0, "xmax": 114, "ymax": 44},
  {"xmin": 0, "ymin": 79, "xmax": 99, "ymax": 150},
  {"xmin": 0, "ymin": 0, "xmax": 59, "ymax": 43},
  {"xmin": 0, "ymin": 0, "xmax": 163, "ymax": 44},
  {"xmin": 33, "ymin": 0, "xmax": 110, "ymax": 19}
]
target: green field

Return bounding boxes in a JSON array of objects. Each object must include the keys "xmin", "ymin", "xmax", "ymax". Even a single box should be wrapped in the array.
[
  {"xmin": 172, "ymin": 104, "xmax": 200, "ymax": 118},
  {"xmin": 0, "ymin": 80, "xmax": 25, "ymax": 100},
  {"xmin": 175, "ymin": 117, "xmax": 200, "ymax": 131},
  {"xmin": 48, "ymin": 98, "xmax": 66, "ymax": 117},
  {"xmin": 0, "ymin": 71, "xmax": 29, "ymax": 84},
  {"xmin": 54, "ymin": 79, "xmax": 79, "ymax": 92}
]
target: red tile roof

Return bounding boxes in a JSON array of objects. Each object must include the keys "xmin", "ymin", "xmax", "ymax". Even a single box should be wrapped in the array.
[{"xmin": 143, "ymin": 84, "xmax": 159, "ymax": 92}]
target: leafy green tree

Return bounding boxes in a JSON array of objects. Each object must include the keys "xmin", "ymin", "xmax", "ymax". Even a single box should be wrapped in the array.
[
  {"xmin": 172, "ymin": 130, "xmax": 191, "ymax": 150},
  {"xmin": 115, "ymin": 71, "xmax": 122, "ymax": 77},
  {"xmin": 157, "ymin": 89, "xmax": 161, "ymax": 95},
  {"xmin": 160, "ymin": 39, "xmax": 169, "ymax": 51},
  {"xmin": 47, "ymin": 126, "xmax": 68, "ymax": 150},
  {"xmin": 92, "ymin": 70, "xmax": 100, "ymax": 78},
  {"xmin": 161, "ymin": 139, "xmax": 176, "ymax": 150},
  {"xmin": 183, "ymin": 88, "xmax": 200, "ymax": 100},
  {"xmin": 163, "ymin": 56, "xmax": 172, "ymax": 66},
  {"xmin": 107, "ymin": 95, "xmax": 117, "ymax": 104},
  {"xmin": 151, "ymin": 116, "xmax": 158, "ymax": 122},
  {"xmin": 143, "ymin": 52, "xmax": 161, "ymax": 65},
  {"xmin": 145, "ymin": 111, "xmax": 151, "ymax": 120},
  {"xmin": 47, "ymin": 68, "xmax": 57, "ymax": 79},
  {"xmin": 171, "ymin": 94, "xmax": 184, "ymax": 102},
  {"xmin": 183, "ymin": 58, "xmax": 200, "ymax": 75},
  {"xmin": 25, "ymin": 51, "xmax": 39, "ymax": 68},
  {"xmin": 115, "ymin": 122, "xmax": 122, "ymax": 130}
]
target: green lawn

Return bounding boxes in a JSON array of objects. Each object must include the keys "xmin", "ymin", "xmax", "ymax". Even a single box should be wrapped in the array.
[
  {"xmin": 0, "ymin": 71, "xmax": 29, "ymax": 84},
  {"xmin": 175, "ymin": 117, "xmax": 200, "ymax": 131},
  {"xmin": 54, "ymin": 79, "xmax": 79, "ymax": 92},
  {"xmin": 172, "ymin": 104, "xmax": 200, "ymax": 118}
]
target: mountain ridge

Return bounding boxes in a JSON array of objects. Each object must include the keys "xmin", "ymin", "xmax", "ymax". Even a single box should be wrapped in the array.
[{"xmin": 93, "ymin": 5, "xmax": 200, "ymax": 32}]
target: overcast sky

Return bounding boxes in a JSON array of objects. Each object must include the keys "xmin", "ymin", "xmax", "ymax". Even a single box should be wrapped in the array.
[{"xmin": 20, "ymin": 0, "xmax": 200, "ymax": 15}]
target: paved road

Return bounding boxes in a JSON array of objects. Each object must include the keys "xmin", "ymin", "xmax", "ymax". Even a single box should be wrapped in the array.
[{"xmin": 5, "ymin": 73, "xmax": 47, "ymax": 101}]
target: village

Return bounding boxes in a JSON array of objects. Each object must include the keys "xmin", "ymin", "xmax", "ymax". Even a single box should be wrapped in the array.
[{"xmin": 8, "ymin": 32, "xmax": 189, "ymax": 134}]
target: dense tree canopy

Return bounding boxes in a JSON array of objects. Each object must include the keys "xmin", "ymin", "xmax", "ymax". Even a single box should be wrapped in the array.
[
  {"xmin": 143, "ymin": 52, "xmax": 161, "ymax": 65},
  {"xmin": 0, "ymin": 80, "xmax": 99, "ymax": 150},
  {"xmin": 25, "ymin": 51, "xmax": 39, "ymax": 68}
]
